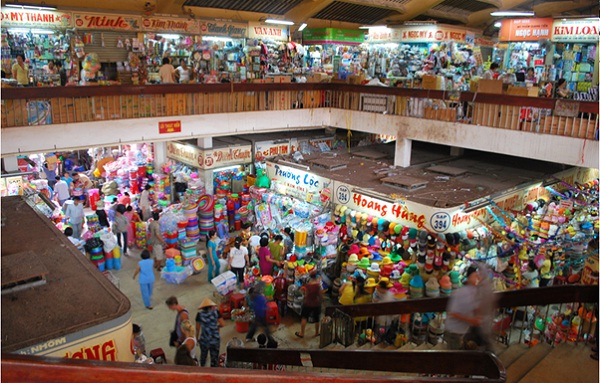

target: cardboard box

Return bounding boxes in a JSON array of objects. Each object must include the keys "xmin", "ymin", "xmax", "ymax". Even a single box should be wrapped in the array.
[
  {"xmin": 477, "ymin": 79, "xmax": 503, "ymax": 94},
  {"xmin": 348, "ymin": 74, "xmax": 366, "ymax": 85},
  {"xmin": 422, "ymin": 75, "xmax": 442, "ymax": 90},
  {"xmin": 507, "ymin": 86, "xmax": 540, "ymax": 97}
]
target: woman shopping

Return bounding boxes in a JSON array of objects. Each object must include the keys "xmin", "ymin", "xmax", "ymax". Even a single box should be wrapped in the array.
[{"xmin": 228, "ymin": 236, "xmax": 249, "ymax": 289}]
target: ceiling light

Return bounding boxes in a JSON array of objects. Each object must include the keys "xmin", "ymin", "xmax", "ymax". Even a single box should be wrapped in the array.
[
  {"xmin": 490, "ymin": 11, "xmax": 535, "ymax": 17},
  {"xmin": 265, "ymin": 19, "xmax": 294, "ymax": 26},
  {"xmin": 298, "ymin": 23, "xmax": 307, "ymax": 31},
  {"xmin": 494, "ymin": 21, "xmax": 502, "ymax": 28},
  {"xmin": 5, "ymin": 3, "xmax": 57, "ymax": 10},
  {"xmin": 359, "ymin": 25, "xmax": 387, "ymax": 29}
]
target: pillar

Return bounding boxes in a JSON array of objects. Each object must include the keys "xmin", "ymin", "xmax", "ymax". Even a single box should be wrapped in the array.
[
  {"xmin": 450, "ymin": 147, "xmax": 464, "ymax": 156},
  {"xmin": 200, "ymin": 169, "xmax": 214, "ymax": 195},
  {"xmin": 394, "ymin": 138, "xmax": 412, "ymax": 168},
  {"xmin": 197, "ymin": 137, "xmax": 213, "ymax": 149},
  {"xmin": 153, "ymin": 141, "xmax": 168, "ymax": 168}
]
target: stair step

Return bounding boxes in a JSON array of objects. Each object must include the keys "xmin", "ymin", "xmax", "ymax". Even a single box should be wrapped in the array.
[
  {"xmin": 519, "ymin": 343, "xmax": 598, "ymax": 383},
  {"xmin": 324, "ymin": 343, "xmax": 346, "ymax": 350},
  {"xmin": 499, "ymin": 343, "xmax": 529, "ymax": 368},
  {"xmin": 431, "ymin": 342, "xmax": 448, "ymax": 351},
  {"xmin": 415, "ymin": 342, "xmax": 431, "ymax": 350},
  {"xmin": 506, "ymin": 343, "xmax": 552, "ymax": 383},
  {"xmin": 397, "ymin": 342, "xmax": 417, "ymax": 351}
]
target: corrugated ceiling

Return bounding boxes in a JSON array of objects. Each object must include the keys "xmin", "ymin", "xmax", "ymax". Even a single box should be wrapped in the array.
[
  {"xmin": 433, "ymin": 0, "xmax": 497, "ymax": 13},
  {"xmin": 413, "ymin": 15, "xmax": 464, "ymax": 25},
  {"xmin": 182, "ymin": 0, "xmax": 304, "ymax": 15},
  {"xmin": 313, "ymin": 1, "xmax": 400, "ymax": 25}
]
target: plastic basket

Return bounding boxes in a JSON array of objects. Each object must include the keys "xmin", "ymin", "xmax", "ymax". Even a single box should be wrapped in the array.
[{"xmin": 161, "ymin": 266, "xmax": 193, "ymax": 284}]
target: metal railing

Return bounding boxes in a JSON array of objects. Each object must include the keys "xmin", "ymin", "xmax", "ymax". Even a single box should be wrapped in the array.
[
  {"xmin": 320, "ymin": 284, "xmax": 598, "ymax": 351},
  {"xmin": 2, "ymin": 83, "xmax": 598, "ymax": 140}
]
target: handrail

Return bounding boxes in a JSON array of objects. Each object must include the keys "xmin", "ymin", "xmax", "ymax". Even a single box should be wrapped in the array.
[
  {"xmin": 227, "ymin": 347, "xmax": 506, "ymax": 382},
  {"xmin": 2, "ymin": 83, "xmax": 598, "ymax": 114},
  {"xmin": 1, "ymin": 352, "xmax": 504, "ymax": 383},
  {"xmin": 325, "ymin": 284, "xmax": 599, "ymax": 317}
]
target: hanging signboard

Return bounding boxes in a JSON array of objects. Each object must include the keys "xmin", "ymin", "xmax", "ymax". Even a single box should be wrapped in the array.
[
  {"xmin": 248, "ymin": 22, "xmax": 288, "ymax": 41},
  {"xmin": 366, "ymin": 25, "xmax": 472, "ymax": 44},
  {"xmin": 141, "ymin": 16, "xmax": 199, "ymax": 34},
  {"xmin": 73, "ymin": 12, "xmax": 141, "ymax": 31},
  {"xmin": 303, "ymin": 28, "xmax": 365, "ymax": 45},
  {"xmin": 1, "ymin": 7, "xmax": 72, "ymax": 28},
  {"xmin": 199, "ymin": 19, "xmax": 248, "ymax": 38},
  {"xmin": 166, "ymin": 141, "xmax": 251, "ymax": 170},
  {"xmin": 498, "ymin": 18, "xmax": 552, "ymax": 42},
  {"xmin": 158, "ymin": 120, "xmax": 182, "ymax": 134},
  {"xmin": 551, "ymin": 18, "xmax": 600, "ymax": 43},
  {"xmin": 265, "ymin": 161, "xmax": 331, "ymax": 204},
  {"xmin": 255, "ymin": 140, "xmax": 291, "ymax": 161}
]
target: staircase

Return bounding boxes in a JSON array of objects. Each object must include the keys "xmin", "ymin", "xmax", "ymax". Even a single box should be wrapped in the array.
[{"xmin": 497, "ymin": 342, "xmax": 598, "ymax": 383}]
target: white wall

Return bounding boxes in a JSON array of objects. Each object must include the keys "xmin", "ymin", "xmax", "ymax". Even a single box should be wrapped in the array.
[{"xmin": 2, "ymin": 108, "xmax": 597, "ymax": 169}]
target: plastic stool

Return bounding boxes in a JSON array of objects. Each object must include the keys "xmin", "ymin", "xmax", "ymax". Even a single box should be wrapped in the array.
[
  {"xmin": 150, "ymin": 348, "xmax": 167, "ymax": 364},
  {"xmin": 219, "ymin": 302, "xmax": 232, "ymax": 320},
  {"xmin": 266, "ymin": 301, "xmax": 280, "ymax": 325},
  {"xmin": 230, "ymin": 293, "xmax": 245, "ymax": 309}
]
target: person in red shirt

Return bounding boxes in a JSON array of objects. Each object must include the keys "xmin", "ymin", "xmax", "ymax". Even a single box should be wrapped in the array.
[{"xmin": 295, "ymin": 273, "xmax": 323, "ymax": 338}]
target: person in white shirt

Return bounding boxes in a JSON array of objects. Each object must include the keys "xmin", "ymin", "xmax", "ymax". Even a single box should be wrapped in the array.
[
  {"xmin": 64, "ymin": 226, "xmax": 85, "ymax": 253},
  {"xmin": 158, "ymin": 57, "xmax": 176, "ymax": 84},
  {"xmin": 139, "ymin": 184, "xmax": 153, "ymax": 221},
  {"xmin": 64, "ymin": 196, "xmax": 85, "ymax": 239},
  {"xmin": 43, "ymin": 60, "xmax": 58, "ymax": 75},
  {"xmin": 175, "ymin": 60, "xmax": 192, "ymax": 83},
  {"xmin": 482, "ymin": 62, "xmax": 499, "ymax": 80},
  {"xmin": 522, "ymin": 260, "xmax": 539, "ymax": 288},
  {"xmin": 53, "ymin": 176, "xmax": 70, "ymax": 206},
  {"xmin": 228, "ymin": 237, "xmax": 249, "ymax": 288}
]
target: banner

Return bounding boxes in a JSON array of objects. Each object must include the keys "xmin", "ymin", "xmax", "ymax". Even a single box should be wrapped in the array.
[
  {"xmin": 498, "ymin": 18, "xmax": 552, "ymax": 42},
  {"xmin": 303, "ymin": 28, "xmax": 365, "ymax": 45},
  {"xmin": 265, "ymin": 161, "xmax": 331, "ymax": 205},
  {"xmin": 142, "ymin": 16, "xmax": 199, "ymax": 34},
  {"xmin": 551, "ymin": 18, "xmax": 600, "ymax": 43},
  {"xmin": 248, "ymin": 22, "xmax": 288, "ymax": 41},
  {"xmin": 199, "ymin": 20, "xmax": 247, "ymax": 38},
  {"xmin": 366, "ymin": 25, "xmax": 474, "ymax": 44},
  {"xmin": 158, "ymin": 120, "xmax": 181, "ymax": 134},
  {"xmin": 166, "ymin": 141, "xmax": 251, "ymax": 170},
  {"xmin": 255, "ymin": 140, "xmax": 291, "ymax": 161},
  {"xmin": 1, "ymin": 7, "xmax": 72, "ymax": 28},
  {"xmin": 73, "ymin": 12, "xmax": 140, "ymax": 31}
]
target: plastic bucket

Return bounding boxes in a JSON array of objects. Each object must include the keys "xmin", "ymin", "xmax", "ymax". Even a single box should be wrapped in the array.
[{"xmin": 235, "ymin": 321, "xmax": 249, "ymax": 333}]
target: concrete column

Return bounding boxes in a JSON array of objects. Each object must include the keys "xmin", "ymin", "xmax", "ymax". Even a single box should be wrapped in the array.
[
  {"xmin": 450, "ymin": 146, "xmax": 464, "ymax": 156},
  {"xmin": 197, "ymin": 137, "xmax": 213, "ymax": 149},
  {"xmin": 394, "ymin": 138, "xmax": 412, "ymax": 168},
  {"xmin": 2, "ymin": 156, "xmax": 19, "ymax": 173},
  {"xmin": 200, "ymin": 169, "xmax": 214, "ymax": 195},
  {"xmin": 153, "ymin": 141, "xmax": 168, "ymax": 168}
]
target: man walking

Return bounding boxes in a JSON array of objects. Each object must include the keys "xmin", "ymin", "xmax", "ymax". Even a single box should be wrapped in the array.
[
  {"xmin": 64, "ymin": 196, "xmax": 85, "ymax": 239},
  {"xmin": 53, "ymin": 176, "xmax": 70, "ymax": 206}
]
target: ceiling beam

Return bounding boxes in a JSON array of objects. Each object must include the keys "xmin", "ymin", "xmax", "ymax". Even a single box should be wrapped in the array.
[
  {"xmin": 156, "ymin": 0, "xmax": 186, "ymax": 15},
  {"xmin": 5, "ymin": 0, "xmax": 155, "ymax": 13},
  {"xmin": 467, "ymin": 0, "xmax": 532, "ymax": 28},
  {"xmin": 378, "ymin": 0, "xmax": 445, "ymax": 23},
  {"xmin": 342, "ymin": 0, "xmax": 406, "ymax": 14},
  {"xmin": 533, "ymin": 0, "xmax": 598, "ymax": 17},
  {"xmin": 284, "ymin": 0, "xmax": 337, "ymax": 24},
  {"xmin": 424, "ymin": 9, "xmax": 469, "ymax": 24}
]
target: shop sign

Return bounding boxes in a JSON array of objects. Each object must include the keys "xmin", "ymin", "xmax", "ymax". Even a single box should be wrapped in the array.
[
  {"xmin": 166, "ymin": 142, "xmax": 252, "ymax": 170},
  {"xmin": 142, "ymin": 16, "xmax": 199, "ymax": 34},
  {"xmin": 551, "ymin": 18, "xmax": 600, "ymax": 43},
  {"xmin": 248, "ymin": 22, "xmax": 288, "ymax": 41},
  {"xmin": 3, "ymin": 176, "xmax": 24, "ymax": 196},
  {"xmin": 73, "ymin": 12, "xmax": 140, "ymax": 31},
  {"xmin": 266, "ymin": 161, "xmax": 331, "ymax": 204},
  {"xmin": 199, "ymin": 19, "xmax": 247, "ymax": 38},
  {"xmin": 475, "ymin": 35, "xmax": 496, "ymax": 47},
  {"xmin": 498, "ymin": 18, "xmax": 552, "ymax": 42},
  {"xmin": 303, "ymin": 28, "xmax": 365, "ymax": 45},
  {"xmin": 158, "ymin": 120, "xmax": 182, "ymax": 134},
  {"xmin": 1, "ymin": 7, "xmax": 72, "ymax": 28},
  {"xmin": 255, "ymin": 140, "xmax": 290, "ymax": 161},
  {"xmin": 367, "ymin": 25, "xmax": 471, "ymax": 44}
]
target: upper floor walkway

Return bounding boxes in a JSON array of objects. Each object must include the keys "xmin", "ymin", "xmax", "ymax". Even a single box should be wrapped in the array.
[{"xmin": 2, "ymin": 83, "xmax": 598, "ymax": 168}]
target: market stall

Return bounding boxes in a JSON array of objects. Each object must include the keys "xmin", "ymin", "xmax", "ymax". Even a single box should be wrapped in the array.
[{"xmin": 302, "ymin": 28, "xmax": 366, "ymax": 79}]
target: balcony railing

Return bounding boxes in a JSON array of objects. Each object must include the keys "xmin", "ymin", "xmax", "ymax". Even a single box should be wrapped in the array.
[{"xmin": 2, "ymin": 83, "xmax": 598, "ymax": 140}]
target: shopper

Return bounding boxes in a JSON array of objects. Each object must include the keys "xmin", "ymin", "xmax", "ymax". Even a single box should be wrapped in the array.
[
  {"xmin": 539, "ymin": 258, "xmax": 554, "ymax": 287},
  {"xmin": 119, "ymin": 191, "xmax": 131, "ymax": 207},
  {"xmin": 445, "ymin": 266, "xmax": 481, "ymax": 350},
  {"xmin": 64, "ymin": 196, "xmax": 85, "ymax": 239},
  {"xmin": 196, "ymin": 298, "xmax": 225, "ymax": 367},
  {"xmin": 166, "ymin": 296, "xmax": 189, "ymax": 348},
  {"xmin": 42, "ymin": 163, "xmax": 57, "ymax": 189},
  {"xmin": 482, "ymin": 62, "xmax": 499, "ymax": 80},
  {"xmin": 338, "ymin": 276, "xmax": 362, "ymax": 305},
  {"xmin": 228, "ymin": 236, "xmax": 249, "ymax": 289},
  {"xmin": 295, "ymin": 273, "xmax": 323, "ymax": 338},
  {"xmin": 132, "ymin": 249, "xmax": 155, "ymax": 309},
  {"xmin": 124, "ymin": 205, "xmax": 141, "ymax": 248},
  {"xmin": 207, "ymin": 230, "xmax": 220, "ymax": 282},
  {"xmin": 258, "ymin": 236, "xmax": 282, "ymax": 276},
  {"xmin": 522, "ymin": 260, "xmax": 539, "ymax": 288},
  {"xmin": 283, "ymin": 227, "xmax": 294, "ymax": 255},
  {"xmin": 12, "ymin": 53, "xmax": 29, "ymax": 85},
  {"xmin": 268, "ymin": 234, "xmax": 285, "ymax": 263},
  {"xmin": 372, "ymin": 279, "xmax": 395, "ymax": 327},
  {"xmin": 140, "ymin": 184, "xmax": 153, "ymax": 221},
  {"xmin": 176, "ymin": 60, "xmax": 192, "ymax": 83},
  {"xmin": 95, "ymin": 200, "xmax": 110, "ymax": 228},
  {"xmin": 159, "ymin": 57, "xmax": 176, "ymax": 84},
  {"xmin": 64, "ymin": 226, "xmax": 85, "ymax": 252},
  {"xmin": 113, "ymin": 204, "xmax": 130, "ymax": 256},
  {"xmin": 175, "ymin": 320, "xmax": 197, "ymax": 366},
  {"xmin": 55, "ymin": 61, "xmax": 67, "ymax": 86},
  {"xmin": 107, "ymin": 196, "xmax": 119, "ymax": 223},
  {"xmin": 556, "ymin": 78, "xmax": 571, "ymax": 99},
  {"xmin": 53, "ymin": 176, "xmax": 70, "ymax": 206},
  {"xmin": 62, "ymin": 171, "xmax": 73, "ymax": 187},
  {"xmin": 245, "ymin": 286, "xmax": 275, "ymax": 344},
  {"xmin": 72, "ymin": 172, "xmax": 93, "ymax": 205},
  {"xmin": 148, "ymin": 211, "xmax": 166, "ymax": 270},
  {"xmin": 43, "ymin": 60, "xmax": 57, "ymax": 74}
]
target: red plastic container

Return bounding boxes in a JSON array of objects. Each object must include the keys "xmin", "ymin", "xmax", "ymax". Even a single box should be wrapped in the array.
[{"xmin": 235, "ymin": 321, "xmax": 249, "ymax": 333}]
